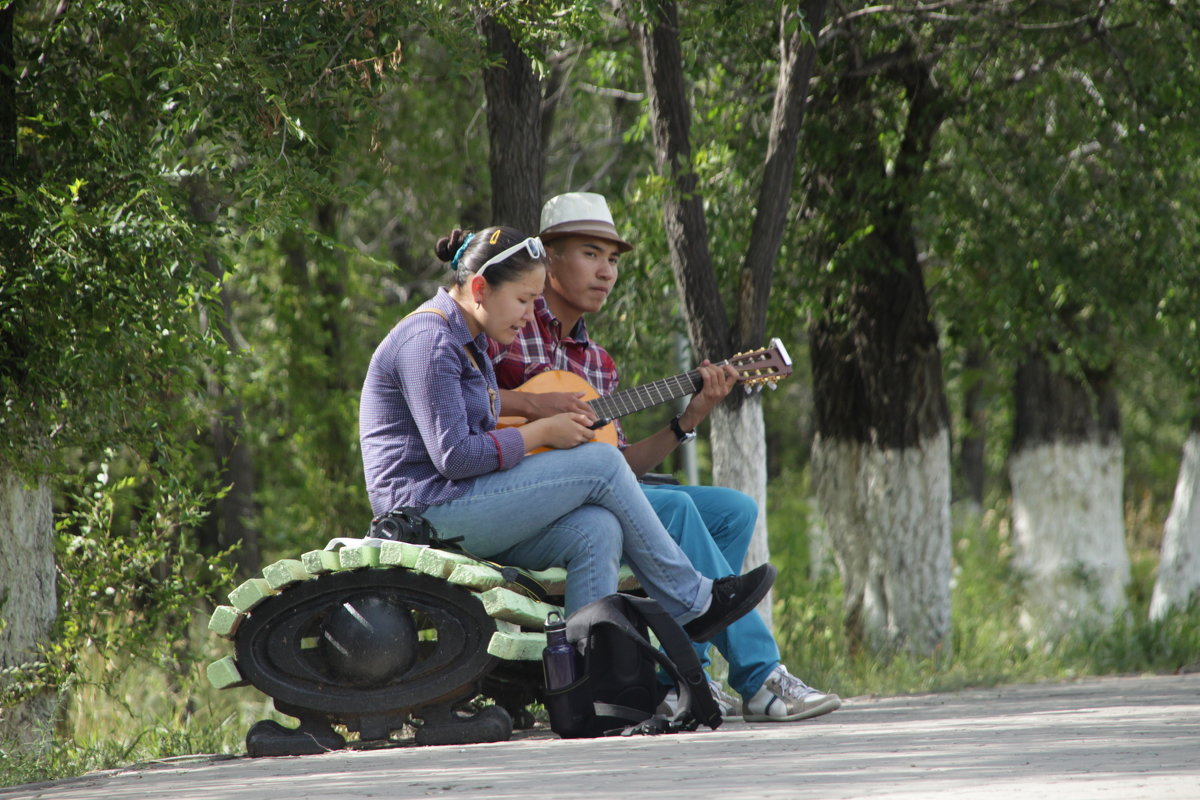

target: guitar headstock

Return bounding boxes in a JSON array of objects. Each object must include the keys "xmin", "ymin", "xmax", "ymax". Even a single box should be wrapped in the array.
[{"xmin": 729, "ymin": 338, "xmax": 793, "ymax": 393}]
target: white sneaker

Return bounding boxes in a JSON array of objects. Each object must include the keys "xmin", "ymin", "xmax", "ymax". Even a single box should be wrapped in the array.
[
  {"xmin": 707, "ymin": 679, "xmax": 743, "ymax": 720},
  {"xmin": 744, "ymin": 665, "xmax": 842, "ymax": 722},
  {"xmin": 658, "ymin": 679, "xmax": 743, "ymax": 720}
]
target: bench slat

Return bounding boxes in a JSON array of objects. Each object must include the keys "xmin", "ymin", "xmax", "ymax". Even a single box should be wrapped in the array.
[
  {"xmin": 447, "ymin": 563, "xmax": 508, "ymax": 592},
  {"xmin": 339, "ymin": 545, "xmax": 381, "ymax": 570},
  {"xmin": 208, "ymin": 604, "xmax": 244, "ymax": 639},
  {"xmin": 487, "ymin": 630, "xmax": 547, "ymax": 661},
  {"xmin": 301, "ymin": 549, "xmax": 343, "ymax": 575},
  {"xmin": 379, "ymin": 540, "xmax": 426, "ymax": 568},
  {"xmin": 478, "ymin": 587, "xmax": 563, "ymax": 628},
  {"xmin": 262, "ymin": 558, "xmax": 311, "ymax": 590},
  {"xmin": 415, "ymin": 548, "xmax": 477, "ymax": 578},
  {"xmin": 207, "ymin": 656, "xmax": 248, "ymax": 689},
  {"xmin": 228, "ymin": 578, "xmax": 275, "ymax": 612}
]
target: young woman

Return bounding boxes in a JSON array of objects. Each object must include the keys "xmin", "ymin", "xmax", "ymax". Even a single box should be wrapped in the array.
[{"xmin": 358, "ymin": 226, "xmax": 773, "ymax": 637}]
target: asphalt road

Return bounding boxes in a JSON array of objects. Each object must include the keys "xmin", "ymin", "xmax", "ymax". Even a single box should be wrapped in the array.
[{"xmin": 5, "ymin": 672, "xmax": 1198, "ymax": 800}]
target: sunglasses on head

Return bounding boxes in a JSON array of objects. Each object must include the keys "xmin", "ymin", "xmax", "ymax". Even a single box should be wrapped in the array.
[{"xmin": 476, "ymin": 236, "xmax": 547, "ymax": 279}]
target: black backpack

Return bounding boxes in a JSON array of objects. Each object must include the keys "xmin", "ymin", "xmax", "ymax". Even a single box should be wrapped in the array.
[{"xmin": 543, "ymin": 593, "xmax": 722, "ymax": 738}]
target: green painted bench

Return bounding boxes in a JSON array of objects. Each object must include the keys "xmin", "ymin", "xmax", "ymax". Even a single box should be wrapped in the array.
[{"xmin": 207, "ymin": 541, "xmax": 638, "ymax": 756}]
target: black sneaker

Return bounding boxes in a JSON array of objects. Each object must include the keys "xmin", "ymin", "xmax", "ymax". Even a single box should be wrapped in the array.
[{"xmin": 683, "ymin": 563, "xmax": 777, "ymax": 642}]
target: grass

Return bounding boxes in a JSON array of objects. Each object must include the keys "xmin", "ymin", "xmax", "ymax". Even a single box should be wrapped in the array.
[
  {"xmin": 0, "ymin": 616, "xmax": 285, "ymax": 788},
  {"xmin": 766, "ymin": 467, "xmax": 1200, "ymax": 699},
  {"xmin": 3, "ymin": 472, "xmax": 1199, "ymax": 789}
]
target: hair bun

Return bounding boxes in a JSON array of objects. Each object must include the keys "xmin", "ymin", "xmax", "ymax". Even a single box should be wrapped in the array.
[{"xmin": 435, "ymin": 228, "xmax": 470, "ymax": 263}]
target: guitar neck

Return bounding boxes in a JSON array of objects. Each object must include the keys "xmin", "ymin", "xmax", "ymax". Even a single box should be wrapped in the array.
[{"xmin": 589, "ymin": 367, "xmax": 709, "ymax": 422}]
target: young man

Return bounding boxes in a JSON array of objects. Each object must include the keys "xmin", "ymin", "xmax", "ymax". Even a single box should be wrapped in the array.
[{"xmin": 490, "ymin": 192, "xmax": 841, "ymax": 722}]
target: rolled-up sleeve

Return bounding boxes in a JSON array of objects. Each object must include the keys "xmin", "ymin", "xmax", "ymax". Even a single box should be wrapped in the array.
[{"xmin": 488, "ymin": 427, "xmax": 527, "ymax": 470}]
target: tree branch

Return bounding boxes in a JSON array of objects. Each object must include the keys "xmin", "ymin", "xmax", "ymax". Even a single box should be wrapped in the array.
[{"xmin": 737, "ymin": 0, "xmax": 827, "ymax": 351}]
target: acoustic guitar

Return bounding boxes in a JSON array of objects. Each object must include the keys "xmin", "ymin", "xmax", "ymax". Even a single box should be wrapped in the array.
[{"xmin": 498, "ymin": 338, "xmax": 793, "ymax": 451}]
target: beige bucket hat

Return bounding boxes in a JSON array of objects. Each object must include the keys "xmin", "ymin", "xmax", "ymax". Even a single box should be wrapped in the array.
[{"xmin": 538, "ymin": 192, "xmax": 634, "ymax": 253}]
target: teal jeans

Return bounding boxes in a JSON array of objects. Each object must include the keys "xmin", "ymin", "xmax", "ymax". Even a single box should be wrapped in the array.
[{"xmin": 644, "ymin": 483, "xmax": 781, "ymax": 699}]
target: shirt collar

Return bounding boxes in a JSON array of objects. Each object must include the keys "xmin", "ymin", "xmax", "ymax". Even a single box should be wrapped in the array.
[{"xmin": 535, "ymin": 296, "xmax": 590, "ymax": 344}]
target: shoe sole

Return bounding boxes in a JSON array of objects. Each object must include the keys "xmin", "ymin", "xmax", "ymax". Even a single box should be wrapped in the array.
[
  {"xmin": 688, "ymin": 563, "xmax": 778, "ymax": 643},
  {"xmin": 744, "ymin": 694, "xmax": 842, "ymax": 722}
]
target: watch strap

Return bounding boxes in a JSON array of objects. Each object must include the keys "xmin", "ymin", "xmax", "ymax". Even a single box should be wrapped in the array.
[{"xmin": 670, "ymin": 415, "xmax": 695, "ymax": 443}]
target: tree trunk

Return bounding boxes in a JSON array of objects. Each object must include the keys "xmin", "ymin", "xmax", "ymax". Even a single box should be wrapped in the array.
[
  {"xmin": 185, "ymin": 176, "xmax": 260, "ymax": 577},
  {"xmin": 1149, "ymin": 410, "xmax": 1200, "ymax": 620},
  {"xmin": 809, "ymin": 262, "xmax": 953, "ymax": 656},
  {"xmin": 630, "ymin": 0, "xmax": 728, "ymax": 361},
  {"xmin": 476, "ymin": 12, "xmax": 543, "ymax": 232},
  {"xmin": 711, "ymin": 399, "xmax": 771, "ymax": 626},
  {"xmin": 1009, "ymin": 350, "xmax": 1129, "ymax": 637},
  {"xmin": 0, "ymin": 3, "xmax": 14, "ymax": 180},
  {"xmin": 629, "ymin": 1, "xmax": 825, "ymax": 632},
  {"xmin": 958, "ymin": 345, "xmax": 988, "ymax": 515},
  {"xmin": 0, "ymin": 466, "xmax": 58, "ymax": 748},
  {"xmin": 0, "ymin": 7, "xmax": 58, "ymax": 749},
  {"xmin": 806, "ymin": 51, "xmax": 953, "ymax": 656},
  {"xmin": 735, "ymin": 0, "xmax": 825, "ymax": 352}
]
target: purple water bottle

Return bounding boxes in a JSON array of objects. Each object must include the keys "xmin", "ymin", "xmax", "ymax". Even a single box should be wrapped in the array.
[{"xmin": 541, "ymin": 611, "xmax": 578, "ymax": 690}]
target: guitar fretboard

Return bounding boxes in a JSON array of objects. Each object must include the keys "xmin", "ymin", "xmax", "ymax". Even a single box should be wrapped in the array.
[{"xmin": 588, "ymin": 366, "xmax": 715, "ymax": 422}]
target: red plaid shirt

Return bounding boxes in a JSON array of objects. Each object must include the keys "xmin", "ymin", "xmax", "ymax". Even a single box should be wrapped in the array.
[{"xmin": 489, "ymin": 297, "xmax": 628, "ymax": 445}]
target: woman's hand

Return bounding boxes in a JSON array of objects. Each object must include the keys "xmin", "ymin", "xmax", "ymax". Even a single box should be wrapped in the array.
[
  {"xmin": 525, "ymin": 391, "xmax": 596, "ymax": 421},
  {"xmin": 499, "ymin": 388, "xmax": 596, "ymax": 422},
  {"xmin": 519, "ymin": 412, "xmax": 596, "ymax": 451}
]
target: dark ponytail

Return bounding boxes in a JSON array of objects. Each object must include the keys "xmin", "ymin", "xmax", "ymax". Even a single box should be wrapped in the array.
[{"xmin": 435, "ymin": 225, "xmax": 545, "ymax": 286}]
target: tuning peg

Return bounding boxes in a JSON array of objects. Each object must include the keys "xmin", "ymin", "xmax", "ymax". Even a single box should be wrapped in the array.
[{"xmin": 767, "ymin": 380, "xmax": 778, "ymax": 390}]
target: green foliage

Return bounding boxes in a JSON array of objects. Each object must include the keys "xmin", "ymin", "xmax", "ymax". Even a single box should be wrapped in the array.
[
  {"xmin": 4, "ymin": 0, "xmax": 1200, "ymax": 785},
  {"xmin": 0, "ymin": 444, "xmax": 234, "ymax": 716},
  {"xmin": 1, "ymin": 0, "xmax": 450, "ymax": 761},
  {"xmin": 925, "ymin": 1, "xmax": 1200, "ymax": 375}
]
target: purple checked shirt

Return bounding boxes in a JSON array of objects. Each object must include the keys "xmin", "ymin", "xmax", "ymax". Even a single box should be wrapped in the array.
[{"xmin": 359, "ymin": 288, "xmax": 527, "ymax": 515}]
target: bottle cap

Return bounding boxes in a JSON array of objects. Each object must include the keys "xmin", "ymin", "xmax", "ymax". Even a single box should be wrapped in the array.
[{"xmin": 545, "ymin": 610, "xmax": 565, "ymax": 630}]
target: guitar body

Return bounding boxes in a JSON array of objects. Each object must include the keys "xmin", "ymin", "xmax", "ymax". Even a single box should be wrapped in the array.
[
  {"xmin": 496, "ymin": 340, "xmax": 792, "ymax": 456},
  {"xmin": 497, "ymin": 370, "xmax": 620, "ymax": 452}
]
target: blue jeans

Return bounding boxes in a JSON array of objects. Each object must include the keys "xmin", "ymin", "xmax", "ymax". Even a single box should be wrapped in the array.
[
  {"xmin": 644, "ymin": 484, "xmax": 781, "ymax": 699},
  {"xmin": 421, "ymin": 443, "xmax": 712, "ymax": 621}
]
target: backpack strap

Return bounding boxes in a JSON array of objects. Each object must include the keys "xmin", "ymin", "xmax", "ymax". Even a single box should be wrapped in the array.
[
  {"xmin": 566, "ymin": 594, "xmax": 722, "ymax": 735},
  {"xmin": 620, "ymin": 594, "xmax": 722, "ymax": 731},
  {"xmin": 592, "ymin": 702, "xmax": 654, "ymax": 724},
  {"xmin": 403, "ymin": 306, "xmax": 496, "ymax": 418},
  {"xmin": 405, "ymin": 307, "xmax": 450, "ymax": 321}
]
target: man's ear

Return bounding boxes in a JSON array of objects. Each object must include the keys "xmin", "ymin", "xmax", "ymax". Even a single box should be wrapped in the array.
[{"xmin": 544, "ymin": 246, "xmax": 563, "ymax": 276}]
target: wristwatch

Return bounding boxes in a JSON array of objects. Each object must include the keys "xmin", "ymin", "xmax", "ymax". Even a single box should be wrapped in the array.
[{"xmin": 670, "ymin": 415, "xmax": 696, "ymax": 444}]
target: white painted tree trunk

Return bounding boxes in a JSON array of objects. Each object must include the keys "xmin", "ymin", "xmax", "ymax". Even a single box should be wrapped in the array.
[
  {"xmin": 0, "ymin": 466, "xmax": 58, "ymax": 748},
  {"xmin": 1150, "ymin": 431, "xmax": 1200, "ymax": 620},
  {"xmin": 812, "ymin": 429, "xmax": 952, "ymax": 655},
  {"xmin": 710, "ymin": 396, "xmax": 772, "ymax": 630},
  {"xmin": 1009, "ymin": 439, "xmax": 1130, "ymax": 637}
]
